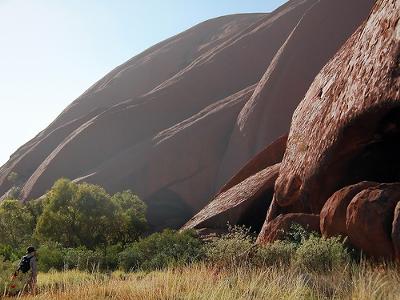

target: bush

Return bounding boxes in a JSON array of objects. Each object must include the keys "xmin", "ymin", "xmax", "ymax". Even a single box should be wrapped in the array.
[
  {"xmin": 205, "ymin": 225, "xmax": 255, "ymax": 268},
  {"xmin": 0, "ymin": 259, "xmax": 19, "ymax": 295},
  {"xmin": 0, "ymin": 244, "xmax": 24, "ymax": 263},
  {"xmin": 119, "ymin": 229, "xmax": 203, "ymax": 271},
  {"xmin": 64, "ymin": 247, "xmax": 103, "ymax": 271},
  {"xmin": 255, "ymin": 240, "xmax": 296, "ymax": 267},
  {"xmin": 37, "ymin": 242, "xmax": 65, "ymax": 272},
  {"xmin": 294, "ymin": 235, "xmax": 349, "ymax": 272},
  {"xmin": 284, "ymin": 223, "xmax": 314, "ymax": 247}
]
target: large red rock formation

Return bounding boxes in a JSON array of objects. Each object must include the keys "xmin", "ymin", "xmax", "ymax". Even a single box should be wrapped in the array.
[
  {"xmin": 0, "ymin": 0, "xmax": 375, "ymax": 230},
  {"xmin": 216, "ymin": 0, "xmax": 375, "ymax": 187},
  {"xmin": 275, "ymin": 0, "xmax": 400, "ymax": 213},
  {"xmin": 258, "ymin": 0, "xmax": 400, "ymax": 258},
  {"xmin": 0, "ymin": 1, "xmax": 321, "ymax": 229}
]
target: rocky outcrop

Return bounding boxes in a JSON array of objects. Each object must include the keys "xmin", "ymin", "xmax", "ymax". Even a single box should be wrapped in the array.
[
  {"xmin": 0, "ymin": 0, "xmax": 377, "ymax": 232},
  {"xmin": 275, "ymin": 0, "xmax": 400, "ymax": 213},
  {"xmin": 218, "ymin": 135, "xmax": 287, "ymax": 194},
  {"xmin": 257, "ymin": 213, "xmax": 320, "ymax": 244},
  {"xmin": 346, "ymin": 184, "xmax": 400, "ymax": 259},
  {"xmin": 320, "ymin": 182, "xmax": 379, "ymax": 238},
  {"xmin": 1, "ymin": 1, "xmax": 319, "ymax": 231},
  {"xmin": 216, "ymin": 0, "xmax": 375, "ymax": 187},
  {"xmin": 183, "ymin": 163, "xmax": 280, "ymax": 233},
  {"xmin": 258, "ymin": 0, "xmax": 400, "ymax": 259}
]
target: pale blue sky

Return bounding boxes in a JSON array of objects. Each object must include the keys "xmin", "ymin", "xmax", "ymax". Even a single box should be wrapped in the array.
[{"xmin": 0, "ymin": 0, "xmax": 287, "ymax": 165}]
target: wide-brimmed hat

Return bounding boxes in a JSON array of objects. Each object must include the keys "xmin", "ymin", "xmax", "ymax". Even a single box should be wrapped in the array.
[{"xmin": 26, "ymin": 246, "xmax": 36, "ymax": 254}]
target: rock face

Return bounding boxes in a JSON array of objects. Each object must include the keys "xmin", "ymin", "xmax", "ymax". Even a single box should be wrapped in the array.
[
  {"xmin": 182, "ymin": 163, "xmax": 280, "ymax": 233},
  {"xmin": 0, "ymin": 0, "xmax": 376, "ymax": 230},
  {"xmin": 275, "ymin": 0, "xmax": 400, "ymax": 213},
  {"xmin": 216, "ymin": 0, "xmax": 376, "ymax": 187},
  {"xmin": 1, "ymin": 1, "xmax": 318, "ymax": 229},
  {"xmin": 257, "ymin": 213, "xmax": 320, "ymax": 244},
  {"xmin": 218, "ymin": 134, "xmax": 287, "ymax": 195},
  {"xmin": 392, "ymin": 202, "xmax": 400, "ymax": 260},
  {"xmin": 320, "ymin": 182, "xmax": 379, "ymax": 238},
  {"xmin": 257, "ymin": 0, "xmax": 400, "ymax": 259},
  {"xmin": 346, "ymin": 184, "xmax": 400, "ymax": 259}
]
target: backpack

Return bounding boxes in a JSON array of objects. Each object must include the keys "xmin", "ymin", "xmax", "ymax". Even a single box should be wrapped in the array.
[{"xmin": 18, "ymin": 255, "xmax": 32, "ymax": 273}]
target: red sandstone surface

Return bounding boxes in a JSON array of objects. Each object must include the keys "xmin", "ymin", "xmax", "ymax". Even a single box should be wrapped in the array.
[
  {"xmin": 0, "ymin": 0, "xmax": 380, "ymax": 236},
  {"xmin": 257, "ymin": 0, "xmax": 400, "ymax": 260}
]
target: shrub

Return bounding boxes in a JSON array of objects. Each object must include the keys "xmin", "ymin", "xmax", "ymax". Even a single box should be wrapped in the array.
[
  {"xmin": 37, "ymin": 242, "xmax": 65, "ymax": 272},
  {"xmin": 0, "ymin": 258, "xmax": 19, "ymax": 296},
  {"xmin": 119, "ymin": 229, "xmax": 203, "ymax": 271},
  {"xmin": 255, "ymin": 240, "xmax": 296, "ymax": 267},
  {"xmin": 205, "ymin": 225, "xmax": 255, "ymax": 268},
  {"xmin": 284, "ymin": 223, "xmax": 315, "ymax": 247},
  {"xmin": 294, "ymin": 235, "xmax": 349, "ymax": 272},
  {"xmin": 64, "ymin": 247, "xmax": 103, "ymax": 271}
]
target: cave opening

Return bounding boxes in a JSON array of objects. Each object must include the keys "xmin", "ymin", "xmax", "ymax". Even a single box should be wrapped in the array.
[
  {"xmin": 236, "ymin": 189, "xmax": 274, "ymax": 233},
  {"xmin": 145, "ymin": 188, "xmax": 194, "ymax": 232},
  {"xmin": 316, "ymin": 105, "xmax": 400, "ymax": 211}
]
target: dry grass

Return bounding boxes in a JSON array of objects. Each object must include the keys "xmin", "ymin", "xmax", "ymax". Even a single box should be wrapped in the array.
[{"xmin": 3, "ymin": 262, "xmax": 400, "ymax": 300}]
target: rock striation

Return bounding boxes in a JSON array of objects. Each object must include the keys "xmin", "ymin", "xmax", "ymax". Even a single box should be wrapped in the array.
[
  {"xmin": 258, "ymin": 0, "xmax": 400, "ymax": 260},
  {"xmin": 0, "ymin": 0, "xmax": 379, "ymax": 234}
]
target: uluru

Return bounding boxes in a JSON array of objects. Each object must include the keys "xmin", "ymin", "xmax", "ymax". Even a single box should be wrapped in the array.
[{"xmin": 2, "ymin": 0, "xmax": 400, "ymax": 262}]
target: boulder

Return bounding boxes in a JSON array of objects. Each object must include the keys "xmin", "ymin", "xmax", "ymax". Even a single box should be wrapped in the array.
[
  {"xmin": 346, "ymin": 183, "xmax": 400, "ymax": 259},
  {"xmin": 257, "ymin": 213, "xmax": 320, "ymax": 244},
  {"xmin": 182, "ymin": 163, "xmax": 280, "ymax": 233},
  {"xmin": 320, "ymin": 181, "xmax": 379, "ymax": 238},
  {"xmin": 392, "ymin": 201, "xmax": 400, "ymax": 261}
]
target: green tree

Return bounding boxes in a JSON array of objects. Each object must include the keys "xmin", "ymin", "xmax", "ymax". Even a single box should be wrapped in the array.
[
  {"xmin": 35, "ymin": 179, "xmax": 147, "ymax": 251},
  {"xmin": 111, "ymin": 190, "xmax": 148, "ymax": 244},
  {"xmin": 0, "ymin": 199, "xmax": 35, "ymax": 248}
]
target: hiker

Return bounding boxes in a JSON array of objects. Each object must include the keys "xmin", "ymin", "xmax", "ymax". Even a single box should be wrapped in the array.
[{"xmin": 15, "ymin": 246, "xmax": 38, "ymax": 295}]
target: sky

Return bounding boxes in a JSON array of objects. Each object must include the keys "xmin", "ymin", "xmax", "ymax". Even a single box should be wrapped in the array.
[{"xmin": 0, "ymin": 0, "xmax": 287, "ymax": 166}]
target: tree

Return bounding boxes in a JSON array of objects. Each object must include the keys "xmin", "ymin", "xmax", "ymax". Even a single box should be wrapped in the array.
[
  {"xmin": 0, "ymin": 199, "xmax": 34, "ymax": 248},
  {"xmin": 35, "ymin": 179, "xmax": 148, "ymax": 250},
  {"xmin": 111, "ymin": 190, "xmax": 148, "ymax": 244}
]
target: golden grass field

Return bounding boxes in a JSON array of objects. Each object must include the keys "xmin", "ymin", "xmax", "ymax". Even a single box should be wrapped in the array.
[{"xmin": 5, "ymin": 262, "xmax": 400, "ymax": 300}]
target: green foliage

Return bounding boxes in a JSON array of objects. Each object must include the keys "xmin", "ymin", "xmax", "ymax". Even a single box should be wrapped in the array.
[
  {"xmin": 119, "ymin": 229, "xmax": 204, "ymax": 271},
  {"xmin": 0, "ymin": 199, "xmax": 35, "ymax": 248},
  {"xmin": 255, "ymin": 240, "xmax": 296, "ymax": 267},
  {"xmin": 0, "ymin": 259, "xmax": 18, "ymax": 295},
  {"xmin": 0, "ymin": 244, "xmax": 24, "ymax": 262},
  {"xmin": 205, "ymin": 225, "xmax": 255, "ymax": 268},
  {"xmin": 283, "ymin": 223, "xmax": 314, "ymax": 247},
  {"xmin": 37, "ymin": 242, "xmax": 65, "ymax": 272},
  {"xmin": 294, "ymin": 235, "xmax": 350, "ymax": 272},
  {"xmin": 111, "ymin": 190, "xmax": 148, "ymax": 244},
  {"xmin": 35, "ymin": 179, "xmax": 147, "ymax": 249},
  {"xmin": 63, "ymin": 247, "xmax": 103, "ymax": 271},
  {"xmin": 204, "ymin": 224, "xmax": 350, "ymax": 273}
]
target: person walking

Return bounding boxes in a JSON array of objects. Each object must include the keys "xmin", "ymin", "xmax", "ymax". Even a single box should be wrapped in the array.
[{"xmin": 16, "ymin": 246, "xmax": 38, "ymax": 295}]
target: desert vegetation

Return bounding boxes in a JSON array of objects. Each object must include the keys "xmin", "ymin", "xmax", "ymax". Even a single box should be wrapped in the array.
[{"xmin": 1, "ymin": 180, "xmax": 400, "ymax": 299}]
